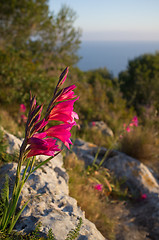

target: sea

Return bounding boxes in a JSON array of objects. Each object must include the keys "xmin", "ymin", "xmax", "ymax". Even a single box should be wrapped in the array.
[{"xmin": 77, "ymin": 41, "xmax": 159, "ymax": 77}]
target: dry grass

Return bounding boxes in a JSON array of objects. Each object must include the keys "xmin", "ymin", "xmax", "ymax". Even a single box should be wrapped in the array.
[
  {"xmin": 63, "ymin": 152, "xmax": 124, "ymax": 240},
  {"xmin": 78, "ymin": 127, "xmax": 114, "ymax": 149},
  {"xmin": 118, "ymin": 126, "xmax": 159, "ymax": 171},
  {"xmin": 0, "ymin": 108, "xmax": 24, "ymax": 137}
]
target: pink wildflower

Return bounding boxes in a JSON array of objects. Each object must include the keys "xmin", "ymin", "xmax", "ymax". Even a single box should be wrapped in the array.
[
  {"xmin": 25, "ymin": 67, "xmax": 79, "ymax": 158},
  {"xmin": 48, "ymin": 98, "xmax": 79, "ymax": 124},
  {"xmin": 91, "ymin": 121, "xmax": 96, "ymax": 126},
  {"xmin": 27, "ymin": 138, "xmax": 60, "ymax": 157},
  {"xmin": 45, "ymin": 123, "xmax": 75, "ymax": 149},
  {"xmin": 21, "ymin": 114, "xmax": 27, "ymax": 123},
  {"xmin": 131, "ymin": 116, "xmax": 138, "ymax": 127},
  {"xmin": 94, "ymin": 184, "xmax": 103, "ymax": 191},
  {"xmin": 56, "ymin": 85, "xmax": 77, "ymax": 102},
  {"xmin": 141, "ymin": 193, "xmax": 147, "ymax": 200},
  {"xmin": 20, "ymin": 104, "xmax": 26, "ymax": 113},
  {"xmin": 123, "ymin": 116, "xmax": 138, "ymax": 133},
  {"xmin": 126, "ymin": 126, "xmax": 131, "ymax": 132}
]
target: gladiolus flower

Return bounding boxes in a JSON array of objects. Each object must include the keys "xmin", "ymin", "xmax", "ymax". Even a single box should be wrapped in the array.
[
  {"xmin": 45, "ymin": 123, "xmax": 75, "ymax": 149},
  {"xmin": 48, "ymin": 98, "xmax": 79, "ymax": 124},
  {"xmin": 91, "ymin": 121, "xmax": 96, "ymax": 126},
  {"xmin": 20, "ymin": 104, "xmax": 26, "ymax": 113},
  {"xmin": 126, "ymin": 126, "xmax": 131, "ymax": 132},
  {"xmin": 123, "ymin": 116, "xmax": 138, "ymax": 133},
  {"xmin": 56, "ymin": 85, "xmax": 77, "ymax": 102},
  {"xmin": 25, "ymin": 67, "xmax": 79, "ymax": 158},
  {"xmin": 94, "ymin": 184, "xmax": 103, "ymax": 191},
  {"xmin": 131, "ymin": 116, "xmax": 138, "ymax": 127},
  {"xmin": 21, "ymin": 114, "xmax": 27, "ymax": 123},
  {"xmin": 27, "ymin": 138, "xmax": 60, "ymax": 157}
]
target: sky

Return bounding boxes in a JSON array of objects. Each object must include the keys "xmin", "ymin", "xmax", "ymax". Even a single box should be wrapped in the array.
[{"xmin": 49, "ymin": 0, "xmax": 159, "ymax": 41}]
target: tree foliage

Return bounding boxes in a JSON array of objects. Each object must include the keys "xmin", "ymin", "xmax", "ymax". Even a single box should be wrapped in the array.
[
  {"xmin": 0, "ymin": 0, "xmax": 81, "ymax": 66},
  {"xmin": 0, "ymin": 0, "xmax": 82, "ymax": 110},
  {"xmin": 119, "ymin": 53, "xmax": 159, "ymax": 114}
]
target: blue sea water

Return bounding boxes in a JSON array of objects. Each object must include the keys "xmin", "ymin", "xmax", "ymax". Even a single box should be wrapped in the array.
[{"xmin": 77, "ymin": 41, "xmax": 159, "ymax": 77}]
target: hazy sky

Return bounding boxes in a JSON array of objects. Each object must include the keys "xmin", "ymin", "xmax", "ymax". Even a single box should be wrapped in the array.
[{"xmin": 49, "ymin": 0, "xmax": 159, "ymax": 41}]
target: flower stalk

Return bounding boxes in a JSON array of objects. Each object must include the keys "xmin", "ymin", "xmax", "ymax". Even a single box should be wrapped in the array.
[{"xmin": 0, "ymin": 67, "xmax": 79, "ymax": 233}]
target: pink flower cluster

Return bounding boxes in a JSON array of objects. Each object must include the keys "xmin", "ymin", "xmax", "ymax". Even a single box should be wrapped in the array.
[
  {"xmin": 123, "ymin": 116, "xmax": 138, "ymax": 133},
  {"xmin": 25, "ymin": 67, "xmax": 79, "ymax": 158},
  {"xmin": 19, "ymin": 104, "xmax": 27, "ymax": 123},
  {"xmin": 94, "ymin": 184, "xmax": 103, "ymax": 191}
]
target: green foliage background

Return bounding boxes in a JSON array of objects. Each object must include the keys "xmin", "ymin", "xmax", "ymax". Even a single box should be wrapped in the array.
[{"xmin": 0, "ymin": 0, "xmax": 159, "ymax": 142}]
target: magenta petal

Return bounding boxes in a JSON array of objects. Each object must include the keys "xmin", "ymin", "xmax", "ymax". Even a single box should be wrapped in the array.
[
  {"xmin": 56, "ymin": 85, "xmax": 77, "ymax": 102},
  {"xmin": 27, "ymin": 137, "xmax": 60, "ymax": 157},
  {"xmin": 33, "ymin": 132, "xmax": 47, "ymax": 139},
  {"xmin": 28, "ymin": 137, "xmax": 48, "ymax": 150},
  {"xmin": 49, "ymin": 97, "xmax": 79, "ymax": 123},
  {"xmin": 45, "ymin": 123, "xmax": 74, "ymax": 149},
  {"xmin": 20, "ymin": 104, "xmax": 26, "ymax": 113}
]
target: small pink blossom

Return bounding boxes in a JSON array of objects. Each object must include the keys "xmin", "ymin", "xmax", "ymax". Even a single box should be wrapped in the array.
[
  {"xmin": 94, "ymin": 184, "xmax": 103, "ymax": 191},
  {"xmin": 126, "ymin": 126, "xmax": 131, "ymax": 132},
  {"xmin": 91, "ymin": 121, "xmax": 96, "ymax": 126},
  {"xmin": 131, "ymin": 116, "xmax": 138, "ymax": 127},
  {"xmin": 21, "ymin": 114, "xmax": 27, "ymax": 123},
  {"xmin": 20, "ymin": 104, "xmax": 26, "ymax": 113},
  {"xmin": 123, "ymin": 116, "xmax": 138, "ymax": 133},
  {"xmin": 56, "ymin": 85, "xmax": 77, "ymax": 102},
  {"xmin": 141, "ymin": 193, "xmax": 147, "ymax": 200}
]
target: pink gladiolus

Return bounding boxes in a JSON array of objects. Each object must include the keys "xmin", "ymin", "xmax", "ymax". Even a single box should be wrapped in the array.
[
  {"xmin": 126, "ymin": 126, "xmax": 131, "ymax": 132},
  {"xmin": 56, "ymin": 85, "xmax": 77, "ymax": 102},
  {"xmin": 21, "ymin": 114, "xmax": 27, "ymax": 123},
  {"xmin": 131, "ymin": 116, "xmax": 138, "ymax": 127},
  {"xmin": 25, "ymin": 67, "xmax": 79, "ymax": 158},
  {"xmin": 94, "ymin": 184, "xmax": 103, "ymax": 191},
  {"xmin": 91, "ymin": 121, "xmax": 96, "ymax": 126},
  {"xmin": 45, "ymin": 123, "xmax": 75, "ymax": 149},
  {"xmin": 123, "ymin": 116, "xmax": 138, "ymax": 133},
  {"xmin": 20, "ymin": 104, "xmax": 26, "ymax": 113},
  {"xmin": 27, "ymin": 138, "xmax": 60, "ymax": 157},
  {"xmin": 48, "ymin": 98, "xmax": 79, "ymax": 124}
]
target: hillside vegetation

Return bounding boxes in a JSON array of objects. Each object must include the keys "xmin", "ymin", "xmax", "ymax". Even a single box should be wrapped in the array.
[{"xmin": 1, "ymin": 1, "xmax": 159, "ymax": 239}]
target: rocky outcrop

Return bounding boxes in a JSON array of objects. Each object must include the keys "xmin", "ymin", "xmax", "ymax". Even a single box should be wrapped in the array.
[
  {"xmin": 0, "ymin": 130, "xmax": 106, "ymax": 240},
  {"xmin": 72, "ymin": 138, "xmax": 159, "ymax": 195},
  {"xmin": 72, "ymin": 138, "xmax": 159, "ymax": 240}
]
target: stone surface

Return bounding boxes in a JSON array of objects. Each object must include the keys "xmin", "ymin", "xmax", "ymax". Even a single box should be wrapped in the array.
[
  {"xmin": 71, "ymin": 138, "xmax": 159, "ymax": 239},
  {"xmin": 0, "ymin": 129, "xmax": 106, "ymax": 240},
  {"xmin": 72, "ymin": 138, "xmax": 159, "ymax": 196},
  {"xmin": 0, "ymin": 126, "xmax": 22, "ymax": 154},
  {"xmin": 89, "ymin": 121, "xmax": 114, "ymax": 137},
  {"xmin": 104, "ymin": 151, "xmax": 159, "ymax": 196},
  {"xmin": 72, "ymin": 138, "xmax": 106, "ymax": 167}
]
